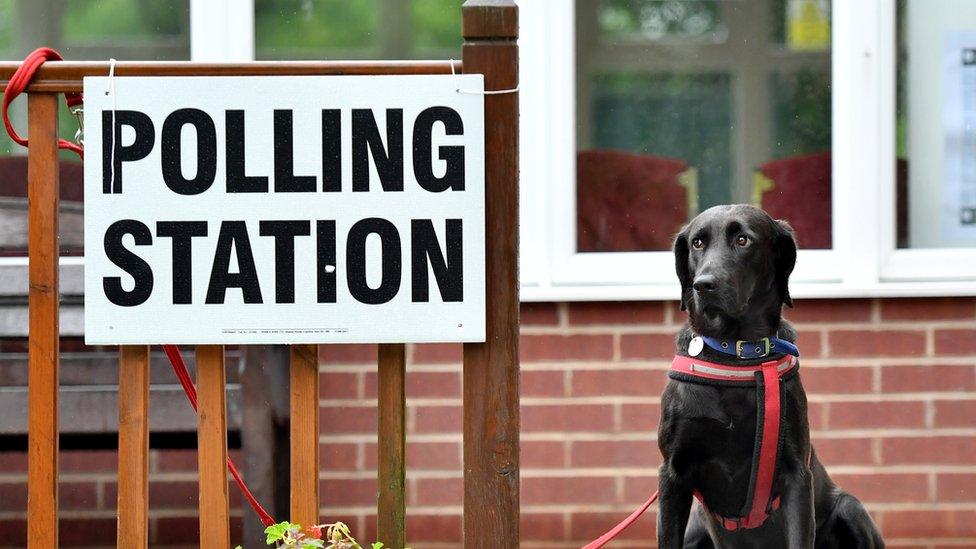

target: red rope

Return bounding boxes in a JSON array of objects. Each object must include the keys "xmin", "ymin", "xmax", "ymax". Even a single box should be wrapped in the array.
[
  {"xmin": 581, "ymin": 491, "xmax": 658, "ymax": 549},
  {"xmin": 3, "ymin": 47, "xmax": 276, "ymax": 528}
]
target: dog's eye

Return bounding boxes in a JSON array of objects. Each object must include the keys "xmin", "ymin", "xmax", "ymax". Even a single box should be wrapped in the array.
[
  {"xmin": 736, "ymin": 235, "xmax": 750, "ymax": 247},
  {"xmin": 691, "ymin": 238, "xmax": 704, "ymax": 250}
]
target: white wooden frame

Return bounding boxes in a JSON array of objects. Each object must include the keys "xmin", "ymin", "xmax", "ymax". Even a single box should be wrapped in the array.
[{"xmin": 516, "ymin": 0, "xmax": 976, "ymax": 301}]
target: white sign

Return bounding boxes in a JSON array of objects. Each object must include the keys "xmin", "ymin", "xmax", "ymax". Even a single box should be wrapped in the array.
[{"xmin": 83, "ymin": 75, "xmax": 486, "ymax": 344}]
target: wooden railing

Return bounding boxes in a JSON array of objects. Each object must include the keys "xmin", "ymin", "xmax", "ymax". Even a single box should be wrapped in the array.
[{"xmin": 0, "ymin": 1, "xmax": 519, "ymax": 547}]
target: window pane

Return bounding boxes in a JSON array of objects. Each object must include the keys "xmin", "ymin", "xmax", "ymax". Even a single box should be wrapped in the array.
[
  {"xmin": 0, "ymin": 0, "xmax": 190, "ymax": 258},
  {"xmin": 255, "ymin": 0, "xmax": 461, "ymax": 60},
  {"xmin": 897, "ymin": 0, "xmax": 976, "ymax": 248},
  {"xmin": 576, "ymin": 0, "xmax": 832, "ymax": 252}
]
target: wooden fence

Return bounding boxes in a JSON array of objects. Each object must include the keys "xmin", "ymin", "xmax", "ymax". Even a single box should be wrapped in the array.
[{"xmin": 0, "ymin": 1, "xmax": 519, "ymax": 547}]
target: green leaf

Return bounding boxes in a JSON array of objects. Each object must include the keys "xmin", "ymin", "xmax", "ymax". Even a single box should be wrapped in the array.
[
  {"xmin": 265, "ymin": 521, "xmax": 297, "ymax": 544},
  {"xmin": 371, "ymin": 543, "xmax": 384, "ymax": 549}
]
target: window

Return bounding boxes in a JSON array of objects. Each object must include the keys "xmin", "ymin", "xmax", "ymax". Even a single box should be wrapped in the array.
[
  {"xmin": 254, "ymin": 0, "xmax": 461, "ymax": 60},
  {"xmin": 575, "ymin": 0, "xmax": 831, "ymax": 253},
  {"xmin": 520, "ymin": 0, "xmax": 976, "ymax": 299}
]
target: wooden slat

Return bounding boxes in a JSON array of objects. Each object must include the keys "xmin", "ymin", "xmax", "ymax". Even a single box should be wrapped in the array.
[
  {"xmin": 117, "ymin": 345, "xmax": 150, "ymax": 548},
  {"xmin": 461, "ymin": 2, "xmax": 521, "ymax": 548},
  {"xmin": 0, "ymin": 60, "xmax": 462, "ymax": 93},
  {"xmin": 197, "ymin": 345, "xmax": 230, "ymax": 549},
  {"xmin": 26, "ymin": 92, "xmax": 59, "ymax": 549},
  {"xmin": 290, "ymin": 344, "xmax": 320, "ymax": 528},
  {"xmin": 377, "ymin": 344, "xmax": 406, "ymax": 548}
]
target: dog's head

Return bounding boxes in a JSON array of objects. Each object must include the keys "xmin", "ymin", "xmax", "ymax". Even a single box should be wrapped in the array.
[{"xmin": 673, "ymin": 204, "xmax": 797, "ymax": 336}]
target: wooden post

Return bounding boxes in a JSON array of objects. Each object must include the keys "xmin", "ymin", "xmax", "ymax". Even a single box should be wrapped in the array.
[
  {"xmin": 461, "ymin": 2, "xmax": 520, "ymax": 547},
  {"xmin": 377, "ymin": 343, "xmax": 406, "ymax": 548},
  {"xmin": 26, "ymin": 92, "xmax": 59, "ymax": 549},
  {"xmin": 117, "ymin": 345, "xmax": 151, "ymax": 547},
  {"xmin": 290, "ymin": 344, "xmax": 320, "ymax": 528},
  {"xmin": 197, "ymin": 345, "xmax": 231, "ymax": 548}
]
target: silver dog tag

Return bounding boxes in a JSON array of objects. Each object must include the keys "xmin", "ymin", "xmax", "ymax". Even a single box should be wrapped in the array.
[{"xmin": 688, "ymin": 336, "xmax": 704, "ymax": 357}]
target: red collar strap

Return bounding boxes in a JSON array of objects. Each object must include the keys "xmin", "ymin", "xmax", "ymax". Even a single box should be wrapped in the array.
[{"xmin": 670, "ymin": 354, "xmax": 798, "ymax": 530}]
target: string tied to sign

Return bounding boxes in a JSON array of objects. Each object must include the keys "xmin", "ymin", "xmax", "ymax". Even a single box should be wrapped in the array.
[{"xmin": 450, "ymin": 59, "xmax": 519, "ymax": 95}]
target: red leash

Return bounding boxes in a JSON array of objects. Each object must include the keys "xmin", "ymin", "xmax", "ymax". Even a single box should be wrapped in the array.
[
  {"xmin": 3, "ymin": 48, "xmax": 275, "ymax": 528},
  {"xmin": 581, "ymin": 491, "xmax": 658, "ymax": 549}
]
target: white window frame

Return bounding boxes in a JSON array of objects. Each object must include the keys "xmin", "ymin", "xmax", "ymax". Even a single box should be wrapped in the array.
[{"xmin": 517, "ymin": 0, "xmax": 976, "ymax": 301}]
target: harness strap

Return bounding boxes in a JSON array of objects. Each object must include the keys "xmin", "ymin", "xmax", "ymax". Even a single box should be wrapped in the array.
[{"xmin": 2, "ymin": 48, "xmax": 276, "ymax": 528}]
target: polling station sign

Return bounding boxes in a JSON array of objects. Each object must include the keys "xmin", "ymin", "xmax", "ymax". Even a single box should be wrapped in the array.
[{"xmin": 83, "ymin": 75, "xmax": 485, "ymax": 344}]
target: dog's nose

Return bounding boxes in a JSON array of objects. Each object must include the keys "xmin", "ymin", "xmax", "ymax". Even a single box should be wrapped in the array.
[{"xmin": 693, "ymin": 275, "xmax": 716, "ymax": 293}]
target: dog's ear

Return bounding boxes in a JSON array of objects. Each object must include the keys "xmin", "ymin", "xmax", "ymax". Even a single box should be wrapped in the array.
[
  {"xmin": 673, "ymin": 227, "xmax": 692, "ymax": 311},
  {"xmin": 774, "ymin": 219, "xmax": 797, "ymax": 308}
]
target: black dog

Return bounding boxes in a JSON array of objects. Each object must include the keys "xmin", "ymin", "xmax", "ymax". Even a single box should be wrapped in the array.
[{"xmin": 658, "ymin": 205, "xmax": 884, "ymax": 548}]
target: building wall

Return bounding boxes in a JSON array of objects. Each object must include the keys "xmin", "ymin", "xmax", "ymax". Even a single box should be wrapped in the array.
[{"xmin": 1, "ymin": 297, "xmax": 975, "ymax": 547}]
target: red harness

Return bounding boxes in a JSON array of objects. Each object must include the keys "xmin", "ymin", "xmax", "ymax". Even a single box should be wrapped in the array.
[
  {"xmin": 583, "ymin": 353, "xmax": 800, "ymax": 548},
  {"xmin": 671, "ymin": 353, "xmax": 798, "ymax": 530}
]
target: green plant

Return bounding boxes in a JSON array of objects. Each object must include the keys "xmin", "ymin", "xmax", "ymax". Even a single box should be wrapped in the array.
[{"xmin": 236, "ymin": 520, "xmax": 396, "ymax": 549}]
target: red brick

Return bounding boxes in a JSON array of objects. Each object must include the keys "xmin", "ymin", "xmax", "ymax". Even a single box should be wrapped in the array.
[
  {"xmin": 812, "ymin": 437, "xmax": 875, "ymax": 465},
  {"xmin": 882, "ymin": 364, "xmax": 976, "ymax": 393},
  {"xmin": 827, "ymin": 401, "xmax": 926, "ymax": 429},
  {"xmin": 571, "ymin": 369, "xmax": 667, "ymax": 396},
  {"xmin": 0, "ymin": 338, "xmax": 28, "ymax": 352},
  {"xmin": 569, "ymin": 440, "xmax": 661, "ymax": 468},
  {"xmin": 521, "ymin": 440, "xmax": 564, "ymax": 468},
  {"xmin": 59, "ymin": 517, "xmax": 116, "ymax": 546},
  {"xmin": 521, "ymin": 369, "xmax": 566, "ymax": 397},
  {"xmin": 321, "ymin": 442, "xmax": 359, "ymax": 471},
  {"xmin": 800, "ymin": 366, "xmax": 874, "ymax": 394},
  {"xmin": 320, "ymin": 372, "xmax": 360, "ymax": 399},
  {"xmin": 933, "ymin": 399, "xmax": 976, "ymax": 427},
  {"xmin": 411, "ymin": 343, "xmax": 461, "ymax": 364},
  {"xmin": 153, "ymin": 449, "xmax": 197, "ymax": 472},
  {"xmin": 619, "ymin": 333, "xmax": 675, "ymax": 360},
  {"xmin": 406, "ymin": 371, "xmax": 461, "ymax": 398},
  {"xmin": 521, "ymin": 334, "xmax": 614, "ymax": 362},
  {"xmin": 934, "ymin": 329, "xmax": 976, "ymax": 355},
  {"xmin": 0, "ymin": 482, "xmax": 26, "ymax": 511},
  {"xmin": 412, "ymin": 404, "xmax": 461, "ymax": 433},
  {"xmin": 321, "ymin": 477, "xmax": 377, "ymax": 507},
  {"xmin": 881, "ymin": 509, "xmax": 976, "ymax": 538},
  {"xmin": 320, "ymin": 405, "xmax": 377, "ymax": 434},
  {"xmin": 520, "ymin": 512, "xmax": 566, "ymax": 541},
  {"xmin": 404, "ymin": 514, "xmax": 462, "ymax": 542},
  {"xmin": 522, "ymin": 476, "xmax": 615, "ymax": 505},
  {"xmin": 520, "ymin": 302, "xmax": 560, "ymax": 326},
  {"xmin": 829, "ymin": 329, "xmax": 926, "ymax": 357},
  {"xmin": 787, "ymin": 299, "xmax": 873, "ymax": 323},
  {"xmin": 319, "ymin": 344, "xmax": 376, "ymax": 364},
  {"xmin": 620, "ymin": 403, "xmax": 662, "ymax": 432},
  {"xmin": 937, "ymin": 472, "xmax": 976, "ymax": 502},
  {"xmin": 570, "ymin": 510, "xmax": 656, "ymax": 541},
  {"xmin": 59, "ymin": 449, "xmax": 117, "ymax": 473},
  {"xmin": 60, "ymin": 481, "xmax": 99, "ymax": 510},
  {"xmin": 621, "ymin": 475, "xmax": 658, "ymax": 504},
  {"xmin": 413, "ymin": 477, "xmax": 461, "ymax": 506},
  {"xmin": 882, "ymin": 436, "xmax": 976, "ymax": 464},
  {"xmin": 796, "ymin": 330, "xmax": 824, "ymax": 357},
  {"xmin": 0, "ymin": 451, "xmax": 27, "ymax": 472},
  {"xmin": 831, "ymin": 473, "xmax": 929, "ymax": 503},
  {"xmin": 406, "ymin": 441, "xmax": 461, "ymax": 470},
  {"xmin": 522, "ymin": 404, "xmax": 614, "ymax": 432},
  {"xmin": 807, "ymin": 401, "xmax": 826, "ymax": 431},
  {"xmin": 881, "ymin": 297, "xmax": 976, "ymax": 321},
  {"xmin": 0, "ymin": 518, "xmax": 26, "ymax": 547},
  {"xmin": 567, "ymin": 301, "xmax": 665, "ymax": 325}
]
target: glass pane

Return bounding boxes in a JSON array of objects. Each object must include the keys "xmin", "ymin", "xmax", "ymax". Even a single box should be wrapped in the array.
[
  {"xmin": 255, "ymin": 0, "xmax": 461, "ymax": 60},
  {"xmin": 897, "ymin": 0, "xmax": 976, "ymax": 248},
  {"xmin": 0, "ymin": 0, "xmax": 190, "ymax": 258},
  {"xmin": 576, "ymin": 0, "xmax": 832, "ymax": 252}
]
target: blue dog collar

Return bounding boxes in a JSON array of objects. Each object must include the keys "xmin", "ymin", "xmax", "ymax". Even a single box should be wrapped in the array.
[{"xmin": 696, "ymin": 335, "xmax": 799, "ymax": 359}]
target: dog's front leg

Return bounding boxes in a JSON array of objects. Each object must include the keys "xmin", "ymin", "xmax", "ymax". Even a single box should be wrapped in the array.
[
  {"xmin": 657, "ymin": 463, "xmax": 694, "ymax": 549},
  {"xmin": 782, "ymin": 466, "xmax": 815, "ymax": 548}
]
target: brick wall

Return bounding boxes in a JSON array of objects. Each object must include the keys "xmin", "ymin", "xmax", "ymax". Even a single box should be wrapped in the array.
[{"xmin": 1, "ymin": 297, "xmax": 975, "ymax": 547}]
